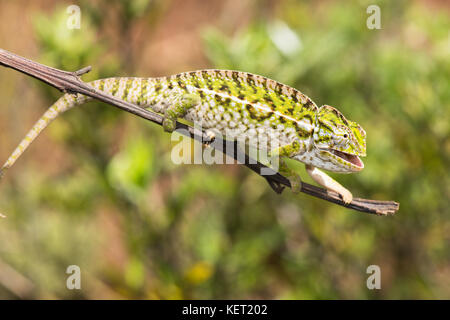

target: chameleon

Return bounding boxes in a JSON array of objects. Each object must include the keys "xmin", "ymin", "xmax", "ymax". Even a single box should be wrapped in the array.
[{"xmin": 0, "ymin": 70, "xmax": 366, "ymax": 203}]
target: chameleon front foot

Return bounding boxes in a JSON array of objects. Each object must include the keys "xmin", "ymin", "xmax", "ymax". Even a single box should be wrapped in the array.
[
  {"xmin": 268, "ymin": 143, "xmax": 303, "ymax": 194},
  {"xmin": 338, "ymin": 189, "xmax": 353, "ymax": 204}
]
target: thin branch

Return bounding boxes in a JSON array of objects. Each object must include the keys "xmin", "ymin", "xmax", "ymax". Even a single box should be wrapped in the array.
[{"xmin": 0, "ymin": 48, "xmax": 399, "ymax": 216}]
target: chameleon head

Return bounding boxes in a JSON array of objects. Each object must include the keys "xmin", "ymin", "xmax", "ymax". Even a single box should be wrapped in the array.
[{"xmin": 307, "ymin": 105, "xmax": 366, "ymax": 173}]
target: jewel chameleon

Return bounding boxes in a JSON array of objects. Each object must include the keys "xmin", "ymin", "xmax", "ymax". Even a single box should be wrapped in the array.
[{"xmin": 0, "ymin": 70, "xmax": 366, "ymax": 203}]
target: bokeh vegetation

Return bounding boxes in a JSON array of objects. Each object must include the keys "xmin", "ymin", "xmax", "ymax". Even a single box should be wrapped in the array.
[{"xmin": 0, "ymin": 0, "xmax": 448, "ymax": 299}]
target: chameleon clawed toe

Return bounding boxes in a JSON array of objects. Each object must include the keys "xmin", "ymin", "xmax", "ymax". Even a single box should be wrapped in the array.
[{"xmin": 339, "ymin": 189, "xmax": 353, "ymax": 205}]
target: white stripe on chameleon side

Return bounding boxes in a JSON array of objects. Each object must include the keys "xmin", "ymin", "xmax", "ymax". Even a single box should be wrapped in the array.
[{"xmin": 191, "ymin": 86, "xmax": 315, "ymax": 133}]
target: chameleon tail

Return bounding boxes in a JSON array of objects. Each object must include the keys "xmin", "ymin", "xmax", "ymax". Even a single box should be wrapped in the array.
[
  {"xmin": 0, "ymin": 77, "xmax": 146, "ymax": 181},
  {"xmin": 0, "ymin": 93, "xmax": 89, "ymax": 180}
]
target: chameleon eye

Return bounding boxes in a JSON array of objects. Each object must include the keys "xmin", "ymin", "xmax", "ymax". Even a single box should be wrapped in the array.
[{"xmin": 343, "ymin": 134, "xmax": 348, "ymax": 138}]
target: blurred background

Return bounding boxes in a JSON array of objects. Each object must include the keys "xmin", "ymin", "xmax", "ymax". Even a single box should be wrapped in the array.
[{"xmin": 0, "ymin": 0, "xmax": 448, "ymax": 299}]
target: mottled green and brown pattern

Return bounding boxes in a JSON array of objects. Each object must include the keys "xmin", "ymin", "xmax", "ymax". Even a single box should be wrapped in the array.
[
  {"xmin": 0, "ymin": 70, "xmax": 367, "ymax": 203},
  {"xmin": 148, "ymin": 70, "xmax": 319, "ymax": 150}
]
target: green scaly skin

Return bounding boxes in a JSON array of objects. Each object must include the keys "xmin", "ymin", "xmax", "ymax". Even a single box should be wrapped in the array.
[{"xmin": 0, "ymin": 70, "xmax": 366, "ymax": 203}]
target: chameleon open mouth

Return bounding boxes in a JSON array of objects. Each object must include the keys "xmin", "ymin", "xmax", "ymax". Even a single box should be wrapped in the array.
[{"xmin": 330, "ymin": 149, "xmax": 364, "ymax": 169}]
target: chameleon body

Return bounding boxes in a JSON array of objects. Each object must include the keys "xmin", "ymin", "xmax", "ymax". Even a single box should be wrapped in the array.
[{"xmin": 0, "ymin": 70, "xmax": 366, "ymax": 203}]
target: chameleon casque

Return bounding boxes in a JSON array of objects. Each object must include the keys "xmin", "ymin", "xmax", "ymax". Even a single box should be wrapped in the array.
[{"xmin": 0, "ymin": 70, "xmax": 366, "ymax": 203}]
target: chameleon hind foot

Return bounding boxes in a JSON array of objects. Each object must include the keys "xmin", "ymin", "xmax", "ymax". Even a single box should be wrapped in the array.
[
  {"xmin": 162, "ymin": 118, "xmax": 177, "ymax": 133},
  {"xmin": 162, "ymin": 93, "xmax": 201, "ymax": 133}
]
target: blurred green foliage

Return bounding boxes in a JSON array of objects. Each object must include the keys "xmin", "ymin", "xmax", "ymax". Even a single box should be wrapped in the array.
[{"xmin": 0, "ymin": 0, "xmax": 448, "ymax": 299}]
